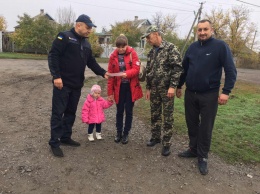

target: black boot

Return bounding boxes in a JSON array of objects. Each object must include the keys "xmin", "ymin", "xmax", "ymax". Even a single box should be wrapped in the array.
[
  {"xmin": 114, "ymin": 132, "xmax": 122, "ymax": 143},
  {"xmin": 147, "ymin": 138, "xmax": 161, "ymax": 147},
  {"xmin": 198, "ymin": 157, "xmax": 208, "ymax": 175},
  {"xmin": 121, "ymin": 133, "xmax": 129, "ymax": 144},
  {"xmin": 51, "ymin": 146, "xmax": 64, "ymax": 157},
  {"xmin": 161, "ymin": 146, "xmax": 171, "ymax": 156}
]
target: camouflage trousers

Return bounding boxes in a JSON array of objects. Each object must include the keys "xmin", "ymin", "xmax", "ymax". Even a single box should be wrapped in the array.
[{"xmin": 150, "ymin": 86, "xmax": 174, "ymax": 146}]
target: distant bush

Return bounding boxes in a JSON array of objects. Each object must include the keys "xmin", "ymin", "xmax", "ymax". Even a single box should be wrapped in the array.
[
  {"xmin": 91, "ymin": 44, "xmax": 104, "ymax": 58},
  {"xmin": 236, "ymin": 53, "xmax": 260, "ymax": 69}
]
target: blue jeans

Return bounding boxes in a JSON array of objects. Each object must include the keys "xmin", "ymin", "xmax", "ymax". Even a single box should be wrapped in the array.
[
  {"xmin": 116, "ymin": 83, "xmax": 134, "ymax": 135},
  {"xmin": 49, "ymin": 86, "xmax": 81, "ymax": 148}
]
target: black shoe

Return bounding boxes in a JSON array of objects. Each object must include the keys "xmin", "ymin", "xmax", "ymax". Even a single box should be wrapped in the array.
[
  {"xmin": 121, "ymin": 134, "xmax": 128, "ymax": 144},
  {"xmin": 147, "ymin": 138, "xmax": 161, "ymax": 147},
  {"xmin": 114, "ymin": 132, "xmax": 122, "ymax": 143},
  {"xmin": 51, "ymin": 147, "xmax": 64, "ymax": 157},
  {"xmin": 60, "ymin": 139, "xmax": 80, "ymax": 147},
  {"xmin": 178, "ymin": 149, "xmax": 197, "ymax": 158},
  {"xmin": 161, "ymin": 146, "xmax": 171, "ymax": 156},
  {"xmin": 198, "ymin": 158, "xmax": 208, "ymax": 175}
]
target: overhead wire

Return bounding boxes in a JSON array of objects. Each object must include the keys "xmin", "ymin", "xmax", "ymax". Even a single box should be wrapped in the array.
[
  {"xmin": 62, "ymin": 0, "xmax": 155, "ymax": 13},
  {"xmin": 63, "ymin": 0, "xmax": 193, "ymax": 13},
  {"xmin": 236, "ymin": 0, "xmax": 260, "ymax": 8},
  {"xmin": 115, "ymin": 0, "xmax": 193, "ymax": 12}
]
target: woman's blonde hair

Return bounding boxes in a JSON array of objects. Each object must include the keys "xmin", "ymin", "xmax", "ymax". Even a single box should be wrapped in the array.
[{"xmin": 115, "ymin": 34, "xmax": 128, "ymax": 47}]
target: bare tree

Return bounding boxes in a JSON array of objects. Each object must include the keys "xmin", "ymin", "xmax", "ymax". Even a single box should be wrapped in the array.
[
  {"xmin": 56, "ymin": 6, "xmax": 76, "ymax": 26},
  {"xmin": 204, "ymin": 6, "xmax": 259, "ymax": 68},
  {"xmin": 152, "ymin": 12, "xmax": 178, "ymax": 34},
  {"xmin": 227, "ymin": 6, "xmax": 257, "ymax": 56},
  {"xmin": 205, "ymin": 8, "xmax": 229, "ymax": 40},
  {"xmin": 204, "ymin": 6, "xmax": 258, "ymax": 57},
  {"xmin": 152, "ymin": 12, "xmax": 163, "ymax": 29}
]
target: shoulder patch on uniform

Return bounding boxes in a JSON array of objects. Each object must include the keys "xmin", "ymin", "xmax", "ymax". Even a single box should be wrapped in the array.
[{"xmin": 57, "ymin": 35, "xmax": 63, "ymax": 40}]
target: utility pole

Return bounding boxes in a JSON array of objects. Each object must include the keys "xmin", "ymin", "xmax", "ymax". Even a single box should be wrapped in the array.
[
  {"xmin": 195, "ymin": 2, "xmax": 204, "ymax": 41},
  {"xmin": 251, "ymin": 30, "xmax": 257, "ymax": 50},
  {"xmin": 181, "ymin": 2, "xmax": 205, "ymax": 56}
]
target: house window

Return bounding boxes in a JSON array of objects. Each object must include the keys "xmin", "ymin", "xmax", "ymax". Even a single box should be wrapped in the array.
[
  {"xmin": 99, "ymin": 37, "xmax": 104, "ymax": 44},
  {"xmin": 141, "ymin": 39, "xmax": 145, "ymax": 48}
]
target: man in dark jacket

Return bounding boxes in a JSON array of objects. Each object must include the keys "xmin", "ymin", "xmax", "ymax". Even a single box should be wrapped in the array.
[
  {"xmin": 48, "ymin": 14, "xmax": 108, "ymax": 157},
  {"xmin": 176, "ymin": 19, "xmax": 237, "ymax": 175}
]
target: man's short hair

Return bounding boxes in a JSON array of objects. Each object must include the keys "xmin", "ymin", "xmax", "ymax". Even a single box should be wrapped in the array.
[{"xmin": 198, "ymin": 19, "xmax": 212, "ymax": 25}]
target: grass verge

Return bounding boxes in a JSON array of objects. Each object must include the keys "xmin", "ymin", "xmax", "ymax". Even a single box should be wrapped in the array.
[
  {"xmin": 0, "ymin": 52, "xmax": 109, "ymax": 63},
  {"xmin": 135, "ymin": 81, "xmax": 260, "ymax": 164},
  {"xmin": 0, "ymin": 52, "xmax": 47, "ymax": 60}
]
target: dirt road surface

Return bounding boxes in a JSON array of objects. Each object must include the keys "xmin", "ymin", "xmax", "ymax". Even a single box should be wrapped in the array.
[{"xmin": 0, "ymin": 59, "xmax": 259, "ymax": 194}]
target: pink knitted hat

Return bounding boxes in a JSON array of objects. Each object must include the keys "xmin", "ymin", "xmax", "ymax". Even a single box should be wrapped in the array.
[{"xmin": 90, "ymin": 84, "xmax": 101, "ymax": 94}]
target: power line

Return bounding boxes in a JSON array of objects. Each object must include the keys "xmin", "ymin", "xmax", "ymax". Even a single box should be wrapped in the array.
[
  {"xmin": 236, "ymin": 0, "xmax": 260, "ymax": 8},
  {"xmin": 119, "ymin": 0, "xmax": 193, "ymax": 12},
  {"xmin": 63, "ymin": 0, "xmax": 193, "ymax": 13},
  {"xmin": 185, "ymin": 0, "xmax": 237, "ymax": 6},
  {"xmin": 164, "ymin": 0, "xmax": 196, "ymax": 7},
  {"xmin": 62, "ymin": 0, "xmax": 154, "ymax": 13}
]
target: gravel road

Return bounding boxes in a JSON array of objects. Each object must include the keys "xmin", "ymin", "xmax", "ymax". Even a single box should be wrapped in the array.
[{"xmin": 0, "ymin": 59, "xmax": 259, "ymax": 194}]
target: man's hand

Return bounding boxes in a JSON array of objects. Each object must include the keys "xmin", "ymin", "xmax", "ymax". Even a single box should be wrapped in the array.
[
  {"xmin": 167, "ymin": 87, "xmax": 175, "ymax": 98},
  {"xmin": 104, "ymin": 72, "xmax": 109, "ymax": 79},
  {"xmin": 176, "ymin": 88, "xmax": 182, "ymax": 98},
  {"xmin": 218, "ymin": 94, "xmax": 229, "ymax": 105},
  {"xmin": 54, "ymin": 78, "xmax": 63, "ymax": 90},
  {"xmin": 145, "ymin": 89, "xmax": 151, "ymax": 100}
]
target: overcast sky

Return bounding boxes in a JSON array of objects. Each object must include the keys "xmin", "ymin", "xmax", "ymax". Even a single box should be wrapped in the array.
[{"xmin": 1, "ymin": 0, "xmax": 260, "ymax": 48}]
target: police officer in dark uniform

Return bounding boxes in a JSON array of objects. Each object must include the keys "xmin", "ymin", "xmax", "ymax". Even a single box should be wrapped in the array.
[{"xmin": 48, "ymin": 14, "xmax": 109, "ymax": 157}]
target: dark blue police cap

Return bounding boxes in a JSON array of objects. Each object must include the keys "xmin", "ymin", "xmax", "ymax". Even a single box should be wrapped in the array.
[{"xmin": 76, "ymin": 14, "xmax": 97, "ymax": 28}]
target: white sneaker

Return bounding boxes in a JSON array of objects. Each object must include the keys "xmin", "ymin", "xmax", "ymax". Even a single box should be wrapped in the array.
[
  {"xmin": 96, "ymin": 132, "xmax": 102, "ymax": 140},
  {"xmin": 88, "ymin": 133, "xmax": 94, "ymax": 141}
]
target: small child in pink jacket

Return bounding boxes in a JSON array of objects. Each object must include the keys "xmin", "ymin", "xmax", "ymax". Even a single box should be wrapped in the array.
[{"xmin": 82, "ymin": 85, "xmax": 113, "ymax": 141}]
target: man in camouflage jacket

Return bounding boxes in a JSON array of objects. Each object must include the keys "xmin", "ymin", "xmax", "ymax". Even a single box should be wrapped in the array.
[{"xmin": 141, "ymin": 25, "xmax": 183, "ymax": 156}]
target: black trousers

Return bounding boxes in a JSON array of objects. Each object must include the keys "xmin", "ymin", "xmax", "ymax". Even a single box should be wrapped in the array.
[
  {"xmin": 88, "ymin": 123, "xmax": 102, "ymax": 134},
  {"xmin": 184, "ymin": 89, "xmax": 219, "ymax": 158},
  {"xmin": 116, "ymin": 83, "xmax": 134, "ymax": 135},
  {"xmin": 49, "ymin": 86, "xmax": 81, "ymax": 148}
]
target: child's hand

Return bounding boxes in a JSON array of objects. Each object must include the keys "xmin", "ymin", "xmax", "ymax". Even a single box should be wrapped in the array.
[
  {"xmin": 107, "ymin": 95, "xmax": 114, "ymax": 102},
  {"xmin": 121, "ymin": 72, "xmax": 127, "ymax": 78}
]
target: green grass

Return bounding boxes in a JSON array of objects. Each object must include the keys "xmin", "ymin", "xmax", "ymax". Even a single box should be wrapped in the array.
[
  {"xmin": 135, "ymin": 81, "xmax": 260, "ymax": 164},
  {"xmin": 211, "ymin": 81, "xmax": 260, "ymax": 163},
  {"xmin": 0, "ymin": 52, "xmax": 109, "ymax": 63},
  {"xmin": 0, "ymin": 52, "xmax": 48, "ymax": 60}
]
